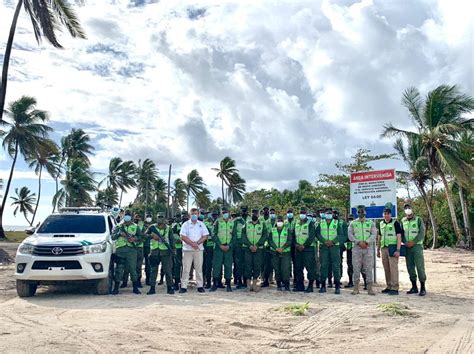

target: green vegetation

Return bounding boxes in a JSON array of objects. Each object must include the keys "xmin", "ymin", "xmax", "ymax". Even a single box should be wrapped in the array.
[
  {"xmin": 283, "ymin": 302, "xmax": 310, "ymax": 316},
  {"xmin": 377, "ymin": 303, "xmax": 411, "ymax": 317}
]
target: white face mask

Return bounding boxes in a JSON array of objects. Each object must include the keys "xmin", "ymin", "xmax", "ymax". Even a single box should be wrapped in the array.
[
  {"xmin": 405, "ymin": 208, "xmax": 413, "ymax": 215},
  {"xmin": 276, "ymin": 221, "xmax": 284, "ymax": 228},
  {"xmin": 145, "ymin": 217, "xmax": 152, "ymax": 223}
]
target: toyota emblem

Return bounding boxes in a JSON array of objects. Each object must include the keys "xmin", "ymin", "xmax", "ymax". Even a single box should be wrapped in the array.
[{"xmin": 51, "ymin": 247, "xmax": 63, "ymax": 255}]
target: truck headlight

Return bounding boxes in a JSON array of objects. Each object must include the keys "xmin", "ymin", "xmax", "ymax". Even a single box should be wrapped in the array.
[
  {"xmin": 18, "ymin": 243, "xmax": 34, "ymax": 255},
  {"xmin": 83, "ymin": 242, "xmax": 107, "ymax": 254}
]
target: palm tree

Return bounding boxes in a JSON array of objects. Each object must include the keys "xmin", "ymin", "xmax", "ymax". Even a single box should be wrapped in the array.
[
  {"xmin": 96, "ymin": 187, "xmax": 119, "ymax": 207},
  {"xmin": 53, "ymin": 128, "xmax": 94, "ymax": 211},
  {"xmin": 154, "ymin": 177, "xmax": 167, "ymax": 206},
  {"xmin": 53, "ymin": 159, "xmax": 96, "ymax": 208},
  {"xmin": 1, "ymin": 0, "xmax": 86, "ymax": 122},
  {"xmin": 117, "ymin": 160, "xmax": 137, "ymax": 207},
  {"xmin": 26, "ymin": 138, "xmax": 59, "ymax": 225},
  {"xmin": 227, "ymin": 173, "xmax": 246, "ymax": 205},
  {"xmin": 135, "ymin": 159, "xmax": 159, "ymax": 212},
  {"xmin": 394, "ymin": 136, "xmax": 438, "ymax": 248},
  {"xmin": 10, "ymin": 187, "xmax": 36, "ymax": 225},
  {"xmin": 212, "ymin": 156, "xmax": 241, "ymax": 206},
  {"xmin": 382, "ymin": 85, "xmax": 474, "ymax": 243},
  {"xmin": 185, "ymin": 170, "xmax": 206, "ymax": 211},
  {"xmin": 0, "ymin": 96, "xmax": 52, "ymax": 238},
  {"xmin": 171, "ymin": 178, "xmax": 186, "ymax": 216},
  {"xmin": 194, "ymin": 188, "xmax": 211, "ymax": 210}
]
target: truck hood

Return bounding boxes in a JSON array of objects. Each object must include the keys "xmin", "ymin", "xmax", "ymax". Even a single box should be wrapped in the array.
[{"xmin": 23, "ymin": 233, "xmax": 108, "ymax": 246}]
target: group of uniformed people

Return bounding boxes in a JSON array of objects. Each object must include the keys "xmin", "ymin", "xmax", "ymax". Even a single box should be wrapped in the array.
[{"xmin": 110, "ymin": 200, "xmax": 427, "ymax": 297}]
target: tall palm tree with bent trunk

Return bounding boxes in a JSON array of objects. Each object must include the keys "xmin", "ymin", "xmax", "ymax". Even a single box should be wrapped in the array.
[
  {"xmin": 1, "ymin": 0, "xmax": 86, "ymax": 123},
  {"xmin": 10, "ymin": 187, "xmax": 37, "ymax": 225},
  {"xmin": 0, "ymin": 96, "xmax": 52, "ymax": 238}
]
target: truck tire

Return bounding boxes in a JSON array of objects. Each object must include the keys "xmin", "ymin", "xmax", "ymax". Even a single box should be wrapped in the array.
[
  {"xmin": 95, "ymin": 261, "xmax": 113, "ymax": 295},
  {"xmin": 16, "ymin": 280, "xmax": 37, "ymax": 297}
]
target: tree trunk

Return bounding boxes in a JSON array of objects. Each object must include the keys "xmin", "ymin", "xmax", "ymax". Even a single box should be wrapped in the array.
[
  {"xmin": 458, "ymin": 186, "xmax": 471, "ymax": 249},
  {"xmin": 0, "ymin": 0, "xmax": 22, "ymax": 123},
  {"xmin": 145, "ymin": 178, "xmax": 149, "ymax": 214},
  {"xmin": 439, "ymin": 173, "xmax": 463, "ymax": 243},
  {"xmin": 167, "ymin": 164, "xmax": 171, "ymax": 218},
  {"xmin": 0, "ymin": 141, "xmax": 19, "ymax": 238},
  {"xmin": 221, "ymin": 178, "xmax": 225, "ymax": 207},
  {"xmin": 31, "ymin": 165, "xmax": 42, "ymax": 226},
  {"xmin": 119, "ymin": 189, "xmax": 123, "ymax": 207},
  {"xmin": 417, "ymin": 184, "xmax": 438, "ymax": 249},
  {"xmin": 187, "ymin": 193, "xmax": 189, "ymax": 212}
]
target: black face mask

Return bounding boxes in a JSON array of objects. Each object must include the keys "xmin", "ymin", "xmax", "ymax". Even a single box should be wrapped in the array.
[
  {"xmin": 251, "ymin": 215, "xmax": 258, "ymax": 222},
  {"xmin": 242, "ymin": 212, "xmax": 248, "ymax": 218},
  {"xmin": 134, "ymin": 219, "xmax": 139, "ymax": 223},
  {"xmin": 333, "ymin": 215, "xmax": 338, "ymax": 220},
  {"xmin": 264, "ymin": 211, "xmax": 269, "ymax": 216}
]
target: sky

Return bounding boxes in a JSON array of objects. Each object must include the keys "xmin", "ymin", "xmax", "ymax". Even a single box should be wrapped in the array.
[{"xmin": 0, "ymin": 0, "xmax": 472, "ymax": 227}]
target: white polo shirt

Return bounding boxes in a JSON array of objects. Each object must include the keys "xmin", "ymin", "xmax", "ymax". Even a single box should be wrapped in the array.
[{"xmin": 180, "ymin": 220, "xmax": 209, "ymax": 251}]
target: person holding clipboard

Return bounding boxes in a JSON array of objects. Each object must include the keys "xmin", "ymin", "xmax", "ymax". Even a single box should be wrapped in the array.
[{"xmin": 377, "ymin": 203, "xmax": 403, "ymax": 295}]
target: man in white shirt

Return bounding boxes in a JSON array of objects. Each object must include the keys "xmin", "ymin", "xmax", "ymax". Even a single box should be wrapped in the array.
[{"xmin": 179, "ymin": 208, "xmax": 209, "ymax": 293}]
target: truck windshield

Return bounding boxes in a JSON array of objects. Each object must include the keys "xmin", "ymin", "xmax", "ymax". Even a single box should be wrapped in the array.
[{"xmin": 37, "ymin": 215, "xmax": 106, "ymax": 234}]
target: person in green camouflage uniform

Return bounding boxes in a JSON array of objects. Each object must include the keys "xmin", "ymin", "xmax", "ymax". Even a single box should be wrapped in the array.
[
  {"xmin": 269, "ymin": 215, "xmax": 292, "ymax": 291},
  {"xmin": 143, "ymin": 213, "xmax": 153, "ymax": 286},
  {"xmin": 293, "ymin": 207, "xmax": 317, "ymax": 293},
  {"xmin": 233, "ymin": 206, "xmax": 249, "ymax": 289},
  {"xmin": 261, "ymin": 207, "xmax": 276, "ymax": 287},
  {"xmin": 211, "ymin": 208, "xmax": 235, "ymax": 292},
  {"xmin": 242, "ymin": 209, "xmax": 268, "ymax": 292},
  {"xmin": 146, "ymin": 214, "xmax": 175, "ymax": 295},
  {"xmin": 171, "ymin": 215, "xmax": 185, "ymax": 291},
  {"xmin": 122, "ymin": 213, "xmax": 146, "ymax": 288},
  {"xmin": 203, "ymin": 211, "xmax": 218, "ymax": 289},
  {"xmin": 111, "ymin": 210, "xmax": 142, "ymax": 295}
]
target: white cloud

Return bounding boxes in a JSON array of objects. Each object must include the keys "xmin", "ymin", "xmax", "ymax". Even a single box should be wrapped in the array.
[{"xmin": 0, "ymin": 0, "xmax": 472, "ymax": 224}]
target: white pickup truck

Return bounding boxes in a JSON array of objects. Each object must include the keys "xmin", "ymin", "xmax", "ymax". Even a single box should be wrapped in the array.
[{"xmin": 14, "ymin": 207, "xmax": 116, "ymax": 297}]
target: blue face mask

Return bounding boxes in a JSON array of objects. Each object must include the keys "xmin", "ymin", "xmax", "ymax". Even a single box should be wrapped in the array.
[
  {"xmin": 223, "ymin": 213, "xmax": 229, "ymax": 219},
  {"xmin": 123, "ymin": 215, "xmax": 132, "ymax": 222},
  {"xmin": 307, "ymin": 216, "xmax": 313, "ymax": 222},
  {"xmin": 287, "ymin": 213, "xmax": 294, "ymax": 219},
  {"xmin": 270, "ymin": 213, "xmax": 276, "ymax": 219},
  {"xmin": 191, "ymin": 214, "xmax": 198, "ymax": 221},
  {"xmin": 320, "ymin": 213, "xmax": 326, "ymax": 219},
  {"xmin": 299, "ymin": 214, "xmax": 306, "ymax": 220},
  {"xmin": 325, "ymin": 214, "xmax": 333, "ymax": 220}
]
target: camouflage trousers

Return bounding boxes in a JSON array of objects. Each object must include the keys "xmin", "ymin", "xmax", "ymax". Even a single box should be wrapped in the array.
[{"xmin": 352, "ymin": 246, "xmax": 374, "ymax": 284}]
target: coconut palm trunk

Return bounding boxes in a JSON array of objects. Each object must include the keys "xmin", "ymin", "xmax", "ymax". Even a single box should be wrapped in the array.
[
  {"xmin": 31, "ymin": 165, "xmax": 43, "ymax": 226},
  {"xmin": 0, "ymin": 0, "xmax": 22, "ymax": 123},
  {"xmin": 221, "ymin": 179, "xmax": 225, "ymax": 207},
  {"xmin": 167, "ymin": 164, "xmax": 171, "ymax": 217},
  {"xmin": 458, "ymin": 187, "xmax": 471, "ymax": 248},
  {"xmin": 119, "ymin": 189, "xmax": 124, "ymax": 208},
  {"xmin": 439, "ymin": 173, "xmax": 462, "ymax": 243},
  {"xmin": 417, "ymin": 185, "xmax": 438, "ymax": 249},
  {"xmin": 0, "ymin": 141, "xmax": 19, "ymax": 238}
]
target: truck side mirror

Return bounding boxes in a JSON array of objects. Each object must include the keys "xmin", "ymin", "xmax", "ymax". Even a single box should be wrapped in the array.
[{"xmin": 25, "ymin": 227, "xmax": 36, "ymax": 235}]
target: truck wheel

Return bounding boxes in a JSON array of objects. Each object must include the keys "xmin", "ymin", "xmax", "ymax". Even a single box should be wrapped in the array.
[
  {"xmin": 16, "ymin": 280, "xmax": 37, "ymax": 297},
  {"xmin": 95, "ymin": 262, "xmax": 113, "ymax": 295}
]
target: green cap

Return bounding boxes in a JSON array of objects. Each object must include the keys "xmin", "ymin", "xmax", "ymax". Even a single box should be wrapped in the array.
[
  {"xmin": 156, "ymin": 214, "xmax": 165, "ymax": 223},
  {"xmin": 384, "ymin": 202, "xmax": 393, "ymax": 212},
  {"xmin": 357, "ymin": 205, "xmax": 365, "ymax": 211}
]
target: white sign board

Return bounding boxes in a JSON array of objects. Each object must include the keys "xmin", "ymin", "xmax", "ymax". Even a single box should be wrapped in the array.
[{"xmin": 350, "ymin": 169, "xmax": 397, "ymax": 219}]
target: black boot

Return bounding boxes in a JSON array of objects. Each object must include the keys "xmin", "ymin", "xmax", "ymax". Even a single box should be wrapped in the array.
[
  {"xmin": 283, "ymin": 281, "xmax": 290, "ymax": 291},
  {"xmin": 316, "ymin": 280, "xmax": 321, "ymax": 289},
  {"xmin": 158, "ymin": 274, "xmax": 164, "ymax": 285},
  {"xmin": 344, "ymin": 281, "xmax": 354, "ymax": 288},
  {"xmin": 132, "ymin": 281, "xmax": 141, "ymax": 295},
  {"xmin": 242, "ymin": 278, "xmax": 248, "ymax": 289},
  {"xmin": 218, "ymin": 280, "xmax": 225, "ymax": 289},
  {"xmin": 210, "ymin": 278, "xmax": 218, "ymax": 292},
  {"xmin": 204, "ymin": 279, "xmax": 211, "ymax": 289},
  {"xmin": 262, "ymin": 278, "xmax": 270, "ymax": 288},
  {"xmin": 319, "ymin": 281, "xmax": 327, "ymax": 293},
  {"xmin": 277, "ymin": 281, "xmax": 282, "ymax": 291},
  {"xmin": 120, "ymin": 281, "xmax": 128, "ymax": 288},
  {"xmin": 327, "ymin": 279, "xmax": 333, "ymax": 288},
  {"xmin": 363, "ymin": 280, "xmax": 367, "ymax": 290},
  {"xmin": 335, "ymin": 281, "xmax": 341, "ymax": 295},
  {"xmin": 145, "ymin": 278, "xmax": 151, "ymax": 286},
  {"xmin": 419, "ymin": 282, "xmax": 426, "ymax": 296},
  {"xmin": 226, "ymin": 279, "xmax": 232, "ymax": 292},
  {"xmin": 173, "ymin": 278, "xmax": 180, "ymax": 291},
  {"xmin": 147, "ymin": 286, "xmax": 156, "ymax": 295},
  {"xmin": 137, "ymin": 279, "xmax": 143, "ymax": 288},
  {"xmin": 167, "ymin": 286, "xmax": 175, "ymax": 295},
  {"xmin": 112, "ymin": 281, "xmax": 120, "ymax": 295},
  {"xmin": 305, "ymin": 280, "xmax": 314, "ymax": 293},
  {"xmin": 236, "ymin": 278, "xmax": 245, "ymax": 290},
  {"xmin": 407, "ymin": 280, "xmax": 419, "ymax": 294}
]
